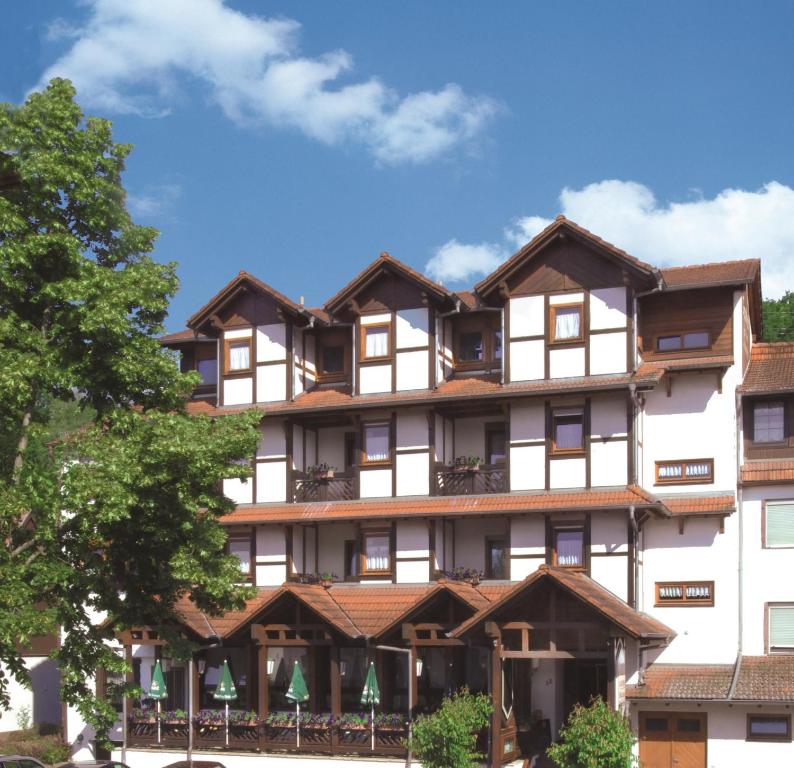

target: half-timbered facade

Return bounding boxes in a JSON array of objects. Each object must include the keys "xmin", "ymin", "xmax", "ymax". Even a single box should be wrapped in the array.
[{"xmin": 65, "ymin": 216, "xmax": 794, "ymax": 768}]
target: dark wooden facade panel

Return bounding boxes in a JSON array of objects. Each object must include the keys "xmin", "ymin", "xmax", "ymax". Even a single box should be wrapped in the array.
[{"xmin": 217, "ymin": 289, "xmax": 285, "ymax": 327}]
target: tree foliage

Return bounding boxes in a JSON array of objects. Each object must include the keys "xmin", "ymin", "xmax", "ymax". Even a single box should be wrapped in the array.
[
  {"xmin": 408, "ymin": 688, "xmax": 493, "ymax": 768},
  {"xmin": 762, "ymin": 293, "xmax": 794, "ymax": 341},
  {"xmin": 0, "ymin": 79, "xmax": 261, "ymax": 736},
  {"xmin": 546, "ymin": 697, "xmax": 637, "ymax": 768}
]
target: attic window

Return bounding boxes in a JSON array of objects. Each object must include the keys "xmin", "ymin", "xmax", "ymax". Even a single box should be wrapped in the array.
[
  {"xmin": 225, "ymin": 339, "xmax": 251, "ymax": 373},
  {"xmin": 550, "ymin": 304, "xmax": 583, "ymax": 342},
  {"xmin": 656, "ymin": 331, "xmax": 710, "ymax": 352},
  {"xmin": 362, "ymin": 325, "xmax": 390, "ymax": 360}
]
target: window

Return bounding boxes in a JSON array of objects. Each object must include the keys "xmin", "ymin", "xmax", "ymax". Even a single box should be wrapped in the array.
[
  {"xmin": 362, "ymin": 531, "xmax": 390, "ymax": 574},
  {"xmin": 550, "ymin": 304, "xmax": 583, "ymax": 342},
  {"xmin": 764, "ymin": 501, "xmax": 794, "ymax": 548},
  {"xmin": 656, "ymin": 331, "xmax": 711, "ymax": 352},
  {"xmin": 321, "ymin": 344, "xmax": 345, "ymax": 374},
  {"xmin": 655, "ymin": 581, "xmax": 714, "ymax": 606},
  {"xmin": 754, "ymin": 402, "xmax": 785, "ymax": 443},
  {"xmin": 363, "ymin": 422, "xmax": 390, "ymax": 463},
  {"xmin": 197, "ymin": 355, "xmax": 218, "ymax": 385},
  {"xmin": 362, "ymin": 324, "xmax": 390, "ymax": 359},
  {"xmin": 494, "ymin": 330, "xmax": 502, "ymax": 360},
  {"xmin": 459, "ymin": 331, "xmax": 484, "ymax": 362},
  {"xmin": 227, "ymin": 535, "xmax": 252, "ymax": 580},
  {"xmin": 747, "ymin": 715, "xmax": 791, "ymax": 742},
  {"xmin": 552, "ymin": 409, "xmax": 584, "ymax": 453},
  {"xmin": 344, "ymin": 539, "xmax": 358, "ymax": 579},
  {"xmin": 768, "ymin": 604, "xmax": 794, "ymax": 653},
  {"xmin": 486, "ymin": 537, "xmax": 507, "ymax": 579},
  {"xmin": 486, "ymin": 425, "xmax": 507, "ymax": 465},
  {"xmin": 553, "ymin": 527, "xmax": 584, "ymax": 568},
  {"xmin": 655, "ymin": 459, "xmax": 713, "ymax": 484},
  {"xmin": 225, "ymin": 338, "xmax": 251, "ymax": 373}
]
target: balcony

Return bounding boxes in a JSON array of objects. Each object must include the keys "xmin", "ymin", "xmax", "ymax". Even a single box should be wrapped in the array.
[
  {"xmin": 434, "ymin": 463, "xmax": 508, "ymax": 496},
  {"xmin": 293, "ymin": 471, "xmax": 356, "ymax": 502}
]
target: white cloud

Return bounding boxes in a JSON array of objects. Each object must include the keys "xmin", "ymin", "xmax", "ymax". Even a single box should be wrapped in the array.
[
  {"xmin": 425, "ymin": 239, "xmax": 506, "ymax": 284},
  {"xmin": 37, "ymin": 0, "xmax": 498, "ymax": 165},
  {"xmin": 426, "ymin": 180, "xmax": 794, "ymax": 297},
  {"xmin": 127, "ymin": 183, "xmax": 181, "ymax": 219}
]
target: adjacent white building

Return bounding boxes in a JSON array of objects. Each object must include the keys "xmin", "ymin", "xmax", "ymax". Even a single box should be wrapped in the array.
[{"xmin": 62, "ymin": 217, "xmax": 793, "ymax": 768}]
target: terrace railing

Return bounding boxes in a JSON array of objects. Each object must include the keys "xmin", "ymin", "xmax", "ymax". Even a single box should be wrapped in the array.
[
  {"xmin": 293, "ymin": 473, "xmax": 356, "ymax": 503},
  {"xmin": 434, "ymin": 463, "xmax": 508, "ymax": 496}
]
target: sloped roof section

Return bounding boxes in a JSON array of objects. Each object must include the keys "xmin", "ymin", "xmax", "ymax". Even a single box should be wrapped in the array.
[
  {"xmin": 627, "ymin": 664, "xmax": 733, "ymax": 700},
  {"xmin": 734, "ymin": 656, "xmax": 794, "ymax": 701},
  {"xmin": 187, "ymin": 271, "xmax": 319, "ymax": 332},
  {"xmin": 451, "ymin": 565, "xmax": 674, "ymax": 640},
  {"xmin": 660, "ymin": 259, "xmax": 759, "ymax": 289},
  {"xmin": 741, "ymin": 459, "xmax": 794, "ymax": 486},
  {"xmin": 738, "ymin": 342, "xmax": 794, "ymax": 394},
  {"xmin": 324, "ymin": 252, "xmax": 458, "ymax": 315},
  {"xmin": 223, "ymin": 486, "xmax": 664, "ymax": 526},
  {"xmin": 475, "ymin": 216, "xmax": 657, "ymax": 298},
  {"xmin": 658, "ymin": 494, "xmax": 736, "ymax": 517},
  {"xmin": 160, "ymin": 329, "xmax": 213, "ymax": 345}
]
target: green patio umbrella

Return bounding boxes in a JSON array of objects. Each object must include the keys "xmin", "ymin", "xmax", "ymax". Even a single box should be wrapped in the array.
[
  {"xmin": 285, "ymin": 660, "xmax": 309, "ymax": 748},
  {"xmin": 148, "ymin": 659, "xmax": 168, "ymax": 744},
  {"xmin": 212, "ymin": 659, "xmax": 238, "ymax": 747},
  {"xmin": 360, "ymin": 661, "xmax": 381, "ymax": 751}
]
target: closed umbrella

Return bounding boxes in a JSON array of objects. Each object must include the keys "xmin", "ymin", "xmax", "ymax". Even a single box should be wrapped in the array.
[
  {"xmin": 360, "ymin": 661, "xmax": 381, "ymax": 751},
  {"xmin": 285, "ymin": 660, "xmax": 309, "ymax": 748},
  {"xmin": 212, "ymin": 659, "xmax": 238, "ymax": 747},
  {"xmin": 148, "ymin": 659, "xmax": 168, "ymax": 745}
]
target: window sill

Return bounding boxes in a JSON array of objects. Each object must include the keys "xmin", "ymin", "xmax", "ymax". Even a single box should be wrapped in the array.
[
  {"xmin": 360, "ymin": 356, "xmax": 392, "ymax": 365},
  {"xmin": 223, "ymin": 369, "xmax": 253, "ymax": 378},
  {"xmin": 550, "ymin": 449, "xmax": 586, "ymax": 458},
  {"xmin": 654, "ymin": 479, "xmax": 713, "ymax": 486},
  {"xmin": 361, "ymin": 461, "xmax": 392, "ymax": 468},
  {"xmin": 549, "ymin": 338, "xmax": 584, "ymax": 347}
]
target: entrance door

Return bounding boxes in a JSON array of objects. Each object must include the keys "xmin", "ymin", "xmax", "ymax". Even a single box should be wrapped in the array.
[{"xmin": 639, "ymin": 712, "xmax": 706, "ymax": 768}]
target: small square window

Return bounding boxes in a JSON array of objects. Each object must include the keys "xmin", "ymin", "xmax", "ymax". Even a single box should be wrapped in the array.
[
  {"xmin": 553, "ymin": 528, "xmax": 584, "ymax": 568},
  {"xmin": 363, "ymin": 423, "xmax": 390, "ymax": 463},
  {"xmin": 768, "ymin": 604, "xmax": 794, "ymax": 653},
  {"xmin": 765, "ymin": 501, "xmax": 794, "ymax": 548},
  {"xmin": 550, "ymin": 305, "xmax": 583, "ymax": 342},
  {"xmin": 225, "ymin": 339, "xmax": 251, "ymax": 372},
  {"xmin": 552, "ymin": 409, "xmax": 584, "ymax": 453},
  {"xmin": 754, "ymin": 402, "xmax": 785, "ymax": 443},
  {"xmin": 486, "ymin": 537, "xmax": 507, "ymax": 579},
  {"xmin": 227, "ymin": 536, "xmax": 252, "ymax": 580},
  {"xmin": 747, "ymin": 714, "xmax": 791, "ymax": 742},
  {"xmin": 362, "ymin": 325, "xmax": 390, "ymax": 359},
  {"xmin": 197, "ymin": 355, "xmax": 218, "ymax": 385},
  {"xmin": 459, "ymin": 331, "xmax": 484, "ymax": 362}
]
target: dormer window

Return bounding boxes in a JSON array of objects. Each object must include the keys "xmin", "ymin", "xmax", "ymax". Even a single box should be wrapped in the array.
[
  {"xmin": 459, "ymin": 331, "xmax": 484, "ymax": 362},
  {"xmin": 225, "ymin": 338, "xmax": 251, "ymax": 373},
  {"xmin": 550, "ymin": 304, "xmax": 583, "ymax": 343},
  {"xmin": 656, "ymin": 331, "xmax": 710, "ymax": 352},
  {"xmin": 754, "ymin": 402, "xmax": 785, "ymax": 443},
  {"xmin": 362, "ymin": 324, "xmax": 390, "ymax": 360}
]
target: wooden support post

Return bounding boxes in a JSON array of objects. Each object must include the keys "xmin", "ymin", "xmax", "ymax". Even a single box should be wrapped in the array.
[
  {"xmin": 490, "ymin": 641, "xmax": 502, "ymax": 768},
  {"xmin": 330, "ymin": 646, "xmax": 341, "ymax": 748}
]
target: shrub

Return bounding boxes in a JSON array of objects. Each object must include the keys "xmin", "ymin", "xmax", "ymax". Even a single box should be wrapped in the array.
[
  {"xmin": 16, "ymin": 706, "xmax": 32, "ymax": 731},
  {"xmin": 547, "ymin": 697, "xmax": 637, "ymax": 768},
  {"xmin": 0, "ymin": 734, "xmax": 67, "ymax": 764},
  {"xmin": 408, "ymin": 688, "xmax": 493, "ymax": 768},
  {"xmin": 39, "ymin": 741, "xmax": 70, "ymax": 765}
]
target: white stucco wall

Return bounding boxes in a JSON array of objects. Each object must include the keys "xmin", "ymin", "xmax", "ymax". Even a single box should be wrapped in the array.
[
  {"xmin": 359, "ymin": 363, "xmax": 391, "ymax": 394},
  {"xmin": 256, "ymin": 525, "xmax": 287, "ymax": 586},
  {"xmin": 0, "ymin": 657, "xmax": 61, "ymax": 733},
  {"xmin": 359, "ymin": 468, "xmax": 392, "ymax": 498}
]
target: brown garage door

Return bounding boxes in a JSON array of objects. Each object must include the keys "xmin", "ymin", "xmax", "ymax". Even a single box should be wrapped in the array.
[{"xmin": 639, "ymin": 712, "xmax": 706, "ymax": 768}]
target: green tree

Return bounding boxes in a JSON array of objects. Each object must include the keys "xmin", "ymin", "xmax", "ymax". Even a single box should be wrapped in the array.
[
  {"xmin": 547, "ymin": 697, "xmax": 637, "ymax": 768},
  {"xmin": 408, "ymin": 688, "xmax": 493, "ymax": 768},
  {"xmin": 763, "ymin": 292, "xmax": 794, "ymax": 341},
  {"xmin": 0, "ymin": 79, "xmax": 260, "ymax": 737}
]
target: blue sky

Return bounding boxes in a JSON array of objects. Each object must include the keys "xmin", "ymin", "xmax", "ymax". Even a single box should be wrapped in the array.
[{"xmin": 3, "ymin": 0, "xmax": 794, "ymax": 329}]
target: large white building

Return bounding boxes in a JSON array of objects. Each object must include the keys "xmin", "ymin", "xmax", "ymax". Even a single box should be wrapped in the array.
[{"xmin": 66, "ymin": 217, "xmax": 794, "ymax": 768}]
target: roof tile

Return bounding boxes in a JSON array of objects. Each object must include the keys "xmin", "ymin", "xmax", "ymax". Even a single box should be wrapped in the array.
[
  {"xmin": 734, "ymin": 656, "xmax": 794, "ymax": 701},
  {"xmin": 660, "ymin": 259, "xmax": 759, "ymax": 289},
  {"xmin": 627, "ymin": 664, "xmax": 733, "ymax": 700},
  {"xmin": 739, "ymin": 342, "xmax": 794, "ymax": 394},
  {"xmin": 658, "ymin": 494, "xmax": 736, "ymax": 517},
  {"xmin": 741, "ymin": 459, "xmax": 794, "ymax": 485}
]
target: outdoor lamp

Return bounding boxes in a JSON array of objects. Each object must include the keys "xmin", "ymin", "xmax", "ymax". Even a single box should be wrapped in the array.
[
  {"xmin": 197, "ymin": 658, "xmax": 206, "ymax": 675},
  {"xmin": 339, "ymin": 660, "xmax": 348, "ymax": 677},
  {"xmin": 266, "ymin": 656, "xmax": 276, "ymax": 676},
  {"xmin": 415, "ymin": 657, "xmax": 423, "ymax": 677}
]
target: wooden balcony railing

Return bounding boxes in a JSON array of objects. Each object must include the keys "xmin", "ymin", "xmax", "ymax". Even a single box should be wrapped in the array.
[
  {"xmin": 293, "ymin": 473, "xmax": 356, "ymax": 502},
  {"xmin": 434, "ymin": 464, "xmax": 508, "ymax": 496}
]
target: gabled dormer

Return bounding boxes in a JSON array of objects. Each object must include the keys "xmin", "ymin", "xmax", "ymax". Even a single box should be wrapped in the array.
[
  {"xmin": 188, "ymin": 271, "xmax": 319, "ymax": 407},
  {"xmin": 325, "ymin": 252, "xmax": 461, "ymax": 395},
  {"xmin": 475, "ymin": 216, "xmax": 659, "ymax": 383}
]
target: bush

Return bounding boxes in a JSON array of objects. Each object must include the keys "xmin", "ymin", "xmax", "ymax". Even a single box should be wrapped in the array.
[
  {"xmin": 39, "ymin": 741, "xmax": 70, "ymax": 765},
  {"xmin": 0, "ymin": 734, "xmax": 68, "ymax": 764},
  {"xmin": 547, "ymin": 697, "xmax": 637, "ymax": 768},
  {"xmin": 408, "ymin": 687, "xmax": 493, "ymax": 768}
]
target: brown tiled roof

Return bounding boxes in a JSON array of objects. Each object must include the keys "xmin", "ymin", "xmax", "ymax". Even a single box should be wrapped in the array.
[
  {"xmin": 455, "ymin": 291, "xmax": 479, "ymax": 310},
  {"xmin": 741, "ymin": 460, "xmax": 794, "ymax": 486},
  {"xmin": 451, "ymin": 565, "xmax": 674, "ymax": 640},
  {"xmin": 223, "ymin": 486, "xmax": 663, "ymax": 526},
  {"xmin": 186, "ymin": 369, "xmax": 664, "ymax": 419},
  {"xmin": 659, "ymin": 494, "xmax": 736, "ymax": 517},
  {"xmin": 475, "ymin": 216, "xmax": 656, "ymax": 297},
  {"xmin": 637, "ymin": 355, "xmax": 734, "ymax": 375},
  {"xmin": 660, "ymin": 259, "xmax": 759, "ymax": 289},
  {"xmin": 734, "ymin": 656, "xmax": 794, "ymax": 701},
  {"xmin": 331, "ymin": 584, "xmax": 436, "ymax": 637},
  {"xmin": 325, "ymin": 252, "xmax": 456, "ymax": 314},
  {"xmin": 161, "ymin": 329, "xmax": 213, "ymax": 344},
  {"xmin": 738, "ymin": 342, "xmax": 794, "ymax": 394},
  {"xmin": 174, "ymin": 588, "xmax": 278, "ymax": 639},
  {"xmin": 627, "ymin": 664, "xmax": 733, "ymax": 700}
]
